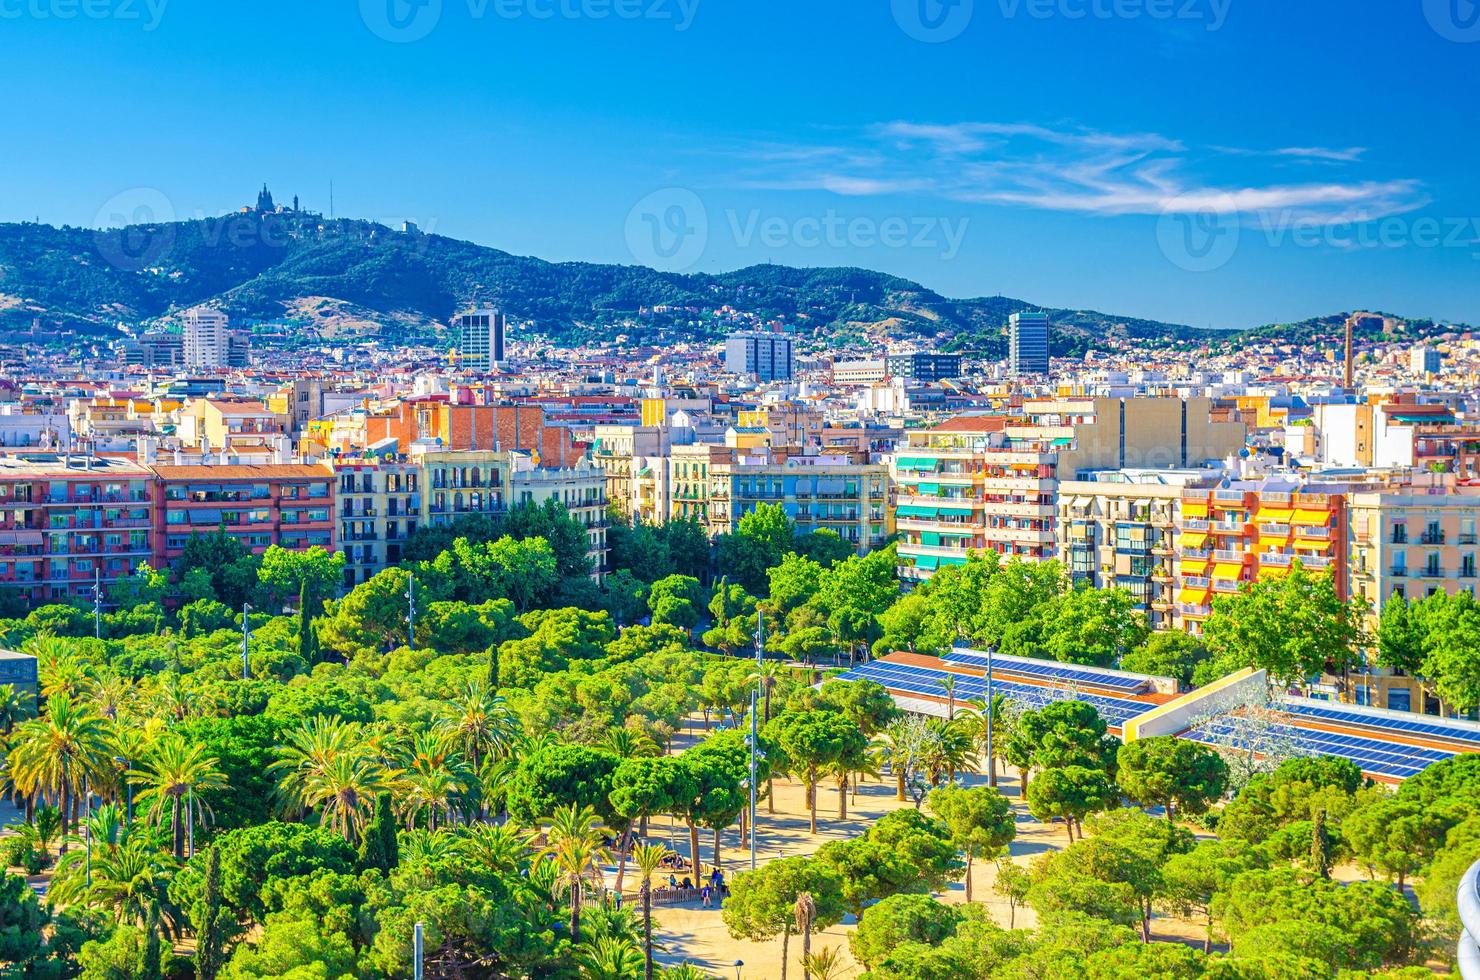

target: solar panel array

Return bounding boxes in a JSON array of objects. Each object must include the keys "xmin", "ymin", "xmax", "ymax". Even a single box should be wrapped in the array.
[
  {"xmin": 942, "ymin": 650, "xmax": 1149, "ymax": 693},
  {"xmin": 836, "ymin": 660, "xmax": 1149, "ymax": 727},
  {"xmin": 1182, "ymin": 717, "xmax": 1457, "ymax": 780},
  {"xmin": 1280, "ymin": 700, "xmax": 1480, "ymax": 749}
]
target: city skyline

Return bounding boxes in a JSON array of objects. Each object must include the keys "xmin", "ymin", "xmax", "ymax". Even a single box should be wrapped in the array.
[{"xmin": 2, "ymin": 1, "xmax": 1477, "ymax": 331}]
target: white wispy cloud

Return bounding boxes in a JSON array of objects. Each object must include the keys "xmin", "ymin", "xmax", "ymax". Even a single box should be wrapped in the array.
[{"xmin": 733, "ymin": 121, "xmax": 1423, "ymax": 226}]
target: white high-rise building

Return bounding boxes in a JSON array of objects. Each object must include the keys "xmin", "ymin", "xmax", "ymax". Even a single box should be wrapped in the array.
[
  {"xmin": 182, "ymin": 308, "xmax": 231, "ymax": 369},
  {"xmin": 456, "ymin": 309, "xmax": 506, "ymax": 368},
  {"xmin": 725, "ymin": 331, "xmax": 794, "ymax": 381}
]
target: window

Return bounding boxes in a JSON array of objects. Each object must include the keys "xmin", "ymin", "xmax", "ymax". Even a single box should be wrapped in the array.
[{"xmin": 1386, "ymin": 687, "xmax": 1411, "ymax": 712}]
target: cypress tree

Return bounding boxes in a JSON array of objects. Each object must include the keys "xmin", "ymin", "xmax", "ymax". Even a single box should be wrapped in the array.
[
  {"xmin": 194, "ymin": 845, "xmax": 231, "ymax": 980},
  {"xmin": 358, "ymin": 792, "xmax": 399, "ymax": 873},
  {"xmin": 142, "ymin": 906, "xmax": 163, "ymax": 980},
  {"xmin": 1310, "ymin": 807, "xmax": 1333, "ymax": 879},
  {"xmin": 298, "ymin": 579, "xmax": 320, "ymax": 665}
]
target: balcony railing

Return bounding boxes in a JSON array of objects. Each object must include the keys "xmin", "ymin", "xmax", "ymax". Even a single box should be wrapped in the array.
[{"xmin": 1422, "ymin": 530, "xmax": 1447, "ymax": 545}]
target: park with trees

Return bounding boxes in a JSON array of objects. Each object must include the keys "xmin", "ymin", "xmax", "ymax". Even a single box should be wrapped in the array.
[{"xmin": 0, "ymin": 503, "xmax": 1474, "ymax": 978}]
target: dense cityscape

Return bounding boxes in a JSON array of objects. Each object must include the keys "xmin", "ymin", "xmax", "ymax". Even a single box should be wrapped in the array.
[{"xmin": 3, "ymin": 2, "xmax": 1479, "ymax": 978}]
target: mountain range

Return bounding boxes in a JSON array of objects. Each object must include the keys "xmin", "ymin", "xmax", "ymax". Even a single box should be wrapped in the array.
[{"xmin": 0, "ymin": 208, "xmax": 1461, "ymax": 356}]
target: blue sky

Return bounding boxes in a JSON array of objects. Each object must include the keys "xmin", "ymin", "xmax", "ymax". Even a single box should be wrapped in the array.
[{"xmin": 3, "ymin": 0, "xmax": 1478, "ymax": 329}]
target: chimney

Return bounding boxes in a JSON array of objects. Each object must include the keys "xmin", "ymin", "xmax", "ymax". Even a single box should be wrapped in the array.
[{"xmin": 1343, "ymin": 315, "xmax": 1355, "ymax": 390}]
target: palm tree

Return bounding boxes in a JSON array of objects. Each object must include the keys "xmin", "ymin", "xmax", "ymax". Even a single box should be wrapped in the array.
[
  {"xmin": 0, "ymin": 684, "xmax": 33, "ymax": 736},
  {"xmin": 938, "ymin": 674, "xmax": 957, "ymax": 721},
  {"xmin": 871, "ymin": 721, "xmax": 917, "ymax": 802},
  {"xmin": 437, "ymin": 679, "xmax": 518, "ymax": 774},
  {"xmin": 8, "ymin": 695, "xmax": 106, "ymax": 844},
  {"xmin": 923, "ymin": 718, "xmax": 974, "ymax": 788},
  {"xmin": 802, "ymin": 947, "xmax": 848, "ymax": 980},
  {"xmin": 299, "ymin": 751, "xmax": 389, "ymax": 845},
  {"xmin": 89, "ymin": 669, "xmax": 135, "ymax": 721},
  {"xmin": 29, "ymin": 636, "xmax": 89, "ymax": 701},
  {"xmin": 269, "ymin": 716, "xmax": 385, "ymax": 829},
  {"xmin": 397, "ymin": 730, "xmax": 471, "ymax": 830},
  {"xmin": 537, "ymin": 804, "xmax": 612, "ymax": 945},
  {"xmin": 631, "ymin": 843, "xmax": 669, "ymax": 980},
  {"xmin": 602, "ymin": 728, "xmax": 659, "ymax": 761},
  {"xmin": 456, "ymin": 823, "xmax": 529, "ymax": 875},
  {"xmin": 960, "ymin": 694, "xmax": 1009, "ymax": 788},
  {"xmin": 794, "ymin": 892, "xmax": 817, "ymax": 980},
  {"xmin": 746, "ymin": 660, "xmax": 786, "ymax": 724},
  {"xmin": 129, "ymin": 732, "xmax": 227, "ymax": 859},
  {"xmin": 85, "ymin": 836, "xmax": 181, "ymax": 934},
  {"xmin": 575, "ymin": 935, "xmax": 644, "ymax": 980}
]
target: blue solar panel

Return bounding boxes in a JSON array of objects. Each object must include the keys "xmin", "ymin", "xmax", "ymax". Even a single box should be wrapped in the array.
[
  {"xmin": 941, "ymin": 651, "xmax": 1148, "ymax": 693},
  {"xmin": 836, "ymin": 660, "xmax": 1149, "ymax": 727},
  {"xmin": 1280, "ymin": 700, "xmax": 1480, "ymax": 749},
  {"xmin": 1182, "ymin": 718, "xmax": 1457, "ymax": 780}
]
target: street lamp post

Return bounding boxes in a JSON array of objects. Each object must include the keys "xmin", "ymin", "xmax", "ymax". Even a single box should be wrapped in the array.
[
  {"xmin": 91, "ymin": 571, "xmax": 102, "ymax": 640},
  {"xmin": 241, "ymin": 603, "xmax": 252, "ymax": 680},
  {"xmin": 749, "ymin": 611, "xmax": 764, "ymax": 871},
  {"xmin": 406, "ymin": 576, "xmax": 416, "ymax": 648},
  {"xmin": 732, "ymin": 959, "xmax": 743, "ymax": 980},
  {"xmin": 83, "ymin": 776, "xmax": 92, "ymax": 889},
  {"xmin": 413, "ymin": 921, "xmax": 424, "ymax": 980},
  {"xmin": 113, "ymin": 756, "xmax": 131, "ymax": 827},
  {"xmin": 986, "ymin": 643, "xmax": 995, "ymax": 789}
]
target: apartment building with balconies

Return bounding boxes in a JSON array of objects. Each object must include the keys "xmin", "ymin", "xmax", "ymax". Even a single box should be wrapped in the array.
[
  {"xmin": 509, "ymin": 454, "xmax": 609, "ymax": 578},
  {"xmin": 412, "ymin": 446, "xmax": 510, "ymax": 530},
  {"xmin": 0, "ymin": 453, "xmax": 154, "ymax": 605},
  {"xmin": 708, "ymin": 449, "xmax": 890, "ymax": 554},
  {"xmin": 1347, "ymin": 489, "xmax": 1480, "ymax": 715},
  {"xmin": 892, "ymin": 397, "xmax": 1245, "ymax": 582},
  {"xmin": 1058, "ymin": 470, "xmax": 1218, "ymax": 630},
  {"xmin": 329, "ymin": 455, "xmax": 422, "ymax": 588},
  {"xmin": 1175, "ymin": 479, "xmax": 1349, "ymax": 634},
  {"xmin": 151, "ymin": 463, "xmax": 336, "ymax": 564}
]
